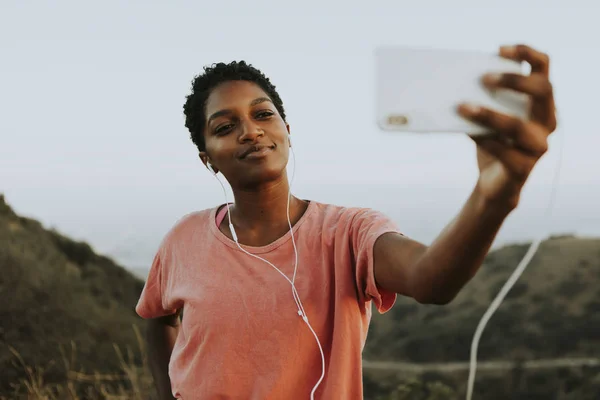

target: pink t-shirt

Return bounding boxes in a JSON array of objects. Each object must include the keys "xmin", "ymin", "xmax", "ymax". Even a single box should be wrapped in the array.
[{"xmin": 135, "ymin": 200, "xmax": 400, "ymax": 399}]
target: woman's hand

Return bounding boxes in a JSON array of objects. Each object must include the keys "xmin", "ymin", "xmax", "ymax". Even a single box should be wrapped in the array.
[{"xmin": 458, "ymin": 44, "xmax": 557, "ymax": 209}]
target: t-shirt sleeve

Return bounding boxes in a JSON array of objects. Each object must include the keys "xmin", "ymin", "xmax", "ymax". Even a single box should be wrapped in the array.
[
  {"xmin": 135, "ymin": 242, "xmax": 178, "ymax": 319},
  {"xmin": 349, "ymin": 208, "xmax": 401, "ymax": 314}
]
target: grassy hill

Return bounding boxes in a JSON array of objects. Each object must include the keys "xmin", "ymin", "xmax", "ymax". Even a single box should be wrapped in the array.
[
  {"xmin": 363, "ymin": 235, "xmax": 600, "ymax": 399},
  {"xmin": 0, "ymin": 195, "xmax": 149, "ymax": 398},
  {"xmin": 364, "ymin": 235, "xmax": 600, "ymax": 363},
  {"xmin": 1, "ymin": 193, "xmax": 599, "ymax": 399}
]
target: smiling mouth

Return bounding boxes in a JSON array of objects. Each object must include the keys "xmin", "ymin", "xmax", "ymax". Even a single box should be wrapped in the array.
[{"xmin": 240, "ymin": 145, "xmax": 275, "ymax": 159}]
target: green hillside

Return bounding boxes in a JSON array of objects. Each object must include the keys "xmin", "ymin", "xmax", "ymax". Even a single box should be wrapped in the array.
[
  {"xmin": 363, "ymin": 235, "xmax": 600, "ymax": 399},
  {"xmin": 0, "ymin": 195, "xmax": 148, "ymax": 398},
  {"xmin": 1, "ymin": 193, "xmax": 598, "ymax": 399},
  {"xmin": 364, "ymin": 235, "xmax": 600, "ymax": 363}
]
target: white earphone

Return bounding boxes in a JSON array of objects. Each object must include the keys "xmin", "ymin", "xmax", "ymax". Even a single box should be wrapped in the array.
[
  {"xmin": 206, "ymin": 144, "xmax": 325, "ymax": 399},
  {"xmin": 466, "ymin": 111, "xmax": 565, "ymax": 400},
  {"xmin": 206, "ymin": 162, "xmax": 216, "ymax": 175}
]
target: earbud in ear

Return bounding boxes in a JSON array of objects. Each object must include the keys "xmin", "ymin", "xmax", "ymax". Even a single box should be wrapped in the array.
[{"xmin": 207, "ymin": 162, "xmax": 216, "ymax": 175}]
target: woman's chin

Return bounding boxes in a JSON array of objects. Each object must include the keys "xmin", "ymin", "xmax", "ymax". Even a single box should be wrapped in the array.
[{"xmin": 236, "ymin": 164, "xmax": 288, "ymax": 188}]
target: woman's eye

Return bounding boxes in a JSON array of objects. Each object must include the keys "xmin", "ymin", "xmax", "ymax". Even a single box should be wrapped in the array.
[
  {"xmin": 215, "ymin": 124, "xmax": 233, "ymax": 134},
  {"xmin": 256, "ymin": 111, "xmax": 274, "ymax": 119}
]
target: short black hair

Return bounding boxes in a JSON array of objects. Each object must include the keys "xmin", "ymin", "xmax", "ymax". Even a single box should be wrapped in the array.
[{"xmin": 183, "ymin": 61, "xmax": 287, "ymax": 152}]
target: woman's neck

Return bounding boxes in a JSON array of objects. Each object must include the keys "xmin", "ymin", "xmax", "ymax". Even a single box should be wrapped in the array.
[{"xmin": 229, "ymin": 175, "xmax": 307, "ymax": 231}]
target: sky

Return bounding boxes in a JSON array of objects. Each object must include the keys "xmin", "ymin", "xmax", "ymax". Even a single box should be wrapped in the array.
[{"xmin": 1, "ymin": 0, "xmax": 599, "ymax": 270}]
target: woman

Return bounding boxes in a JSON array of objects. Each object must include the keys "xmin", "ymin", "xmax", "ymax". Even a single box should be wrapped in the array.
[{"xmin": 136, "ymin": 44, "xmax": 557, "ymax": 399}]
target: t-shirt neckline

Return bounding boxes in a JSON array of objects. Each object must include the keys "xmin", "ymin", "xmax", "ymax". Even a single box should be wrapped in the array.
[{"xmin": 209, "ymin": 200, "xmax": 316, "ymax": 254}]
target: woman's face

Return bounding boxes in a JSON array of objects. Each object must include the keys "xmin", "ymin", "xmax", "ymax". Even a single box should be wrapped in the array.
[{"xmin": 200, "ymin": 80, "xmax": 290, "ymax": 189}]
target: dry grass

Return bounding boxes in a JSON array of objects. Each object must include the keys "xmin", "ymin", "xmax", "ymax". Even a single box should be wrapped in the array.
[
  {"xmin": 1, "ymin": 325, "xmax": 155, "ymax": 400},
  {"xmin": 3, "ymin": 322, "xmax": 599, "ymax": 400}
]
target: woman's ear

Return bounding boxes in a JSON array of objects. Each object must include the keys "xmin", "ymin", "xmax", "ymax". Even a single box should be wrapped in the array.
[
  {"xmin": 199, "ymin": 151, "xmax": 207, "ymax": 165},
  {"xmin": 199, "ymin": 152, "xmax": 218, "ymax": 174}
]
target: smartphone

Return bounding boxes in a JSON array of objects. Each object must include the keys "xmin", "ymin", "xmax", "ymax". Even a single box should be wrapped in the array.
[{"xmin": 375, "ymin": 46, "xmax": 530, "ymax": 136}]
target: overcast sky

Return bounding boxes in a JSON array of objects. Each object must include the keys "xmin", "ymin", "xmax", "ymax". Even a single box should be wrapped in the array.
[{"xmin": 1, "ymin": 0, "xmax": 598, "ymax": 269}]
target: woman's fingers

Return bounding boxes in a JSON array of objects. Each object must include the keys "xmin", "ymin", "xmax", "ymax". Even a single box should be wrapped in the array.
[{"xmin": 458, "ymin": 104, "xmax": 549, "ymax": 157}]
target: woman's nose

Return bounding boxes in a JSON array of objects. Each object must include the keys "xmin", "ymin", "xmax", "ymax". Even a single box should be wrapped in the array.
[{"xmin": 238, "ymin": 118, "xmax": 264, "ymax": 142}]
